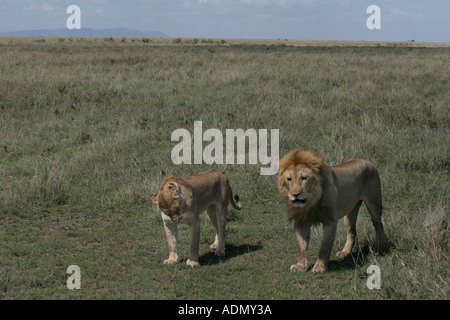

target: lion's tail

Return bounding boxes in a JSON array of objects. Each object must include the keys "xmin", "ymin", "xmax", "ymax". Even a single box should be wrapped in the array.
[
  {"xmin": 231, "ymin": 194, "xmax": 242, "ymax": 210},
  {"xmin": 229, "ymin": 186, "xmax": 242, "ymax": 210}
]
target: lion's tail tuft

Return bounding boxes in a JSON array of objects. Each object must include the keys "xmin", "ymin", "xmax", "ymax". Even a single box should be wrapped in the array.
[{"xmin": 231, "ymin": 193, "xmax": 242, "ymax": 210}]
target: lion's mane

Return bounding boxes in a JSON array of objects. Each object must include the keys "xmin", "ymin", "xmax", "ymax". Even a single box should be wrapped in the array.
[{"xmin": 278, "ymin": 147, "xmax": 336, "ymax": 226}]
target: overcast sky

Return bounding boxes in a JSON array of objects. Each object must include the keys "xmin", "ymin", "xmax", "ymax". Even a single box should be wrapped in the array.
[{"xmin": 0, "ymin": 0, "xmax": 449, "ymax": 42}]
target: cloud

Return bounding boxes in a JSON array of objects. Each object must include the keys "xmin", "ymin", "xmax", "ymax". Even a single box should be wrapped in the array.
[
  {"xmin": 41, "ymin": 2, "xmax": 58, "ymax": 12},
  {"xmin": 240, "ymin": 0, "xmax": 319, "ymax": 5},
  {"xmin": 389, "ymin": 7, "xmax": 422, "ymax": 18},
  {"xmin": 390, "ymin": 7, "xmax": 404, "ymax": 16}
]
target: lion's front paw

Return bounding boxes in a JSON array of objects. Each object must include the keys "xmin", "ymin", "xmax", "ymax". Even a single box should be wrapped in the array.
[
  {"xmin": 186, "ymin": 259, "xmax": 200, "ymax": 268},
  {"xmin": 312, "ymin": 260, "xmax": 328, "ymax": 274},
  {"xmin": 290, "ymin": 262, "xmax": 308, "ymax": 272}
]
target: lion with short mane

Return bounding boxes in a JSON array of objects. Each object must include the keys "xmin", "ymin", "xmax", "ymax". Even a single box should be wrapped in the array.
[
  {"xmin": 278, "ymin": 147, "xmax": 386, "ymax": 273},
  {"xmin": 151, "ymin": 171, "xmax": 241, "ymax": 267}
]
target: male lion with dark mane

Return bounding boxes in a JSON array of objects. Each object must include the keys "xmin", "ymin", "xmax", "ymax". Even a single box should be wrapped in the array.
[{"xmin": 278, "ymin": 147, "xmax": 386, "ymax": 273}]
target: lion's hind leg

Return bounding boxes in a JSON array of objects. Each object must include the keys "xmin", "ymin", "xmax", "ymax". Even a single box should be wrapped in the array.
[
  {"xmin": 336, "ymin": 201, "xmax": 361, "ymax": 259},
  {"xmin": 215, "ymin": 206, "xmax": 227, "ymax": 257},
  {"xmin": 206, "ymin": 205, "xmax": 226, "ymax": 257},
  {"xmin": 206, "ymin": 205, "xmax": 219, "ymax": 251},
  {"xmin": 207, "ymin": 205, "xmax": 226, "ymax": 257},
  {"xmin": 362, "ymin": 167, "xmax": 387, "ymax": 253},
  {"xmin": 365, "ymin": 198, "xmax": 386, "ymax": 253}
]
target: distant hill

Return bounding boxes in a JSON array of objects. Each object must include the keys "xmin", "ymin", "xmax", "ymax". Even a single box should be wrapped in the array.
[{"xmin": 0, "ymin": 28, "xmax": 168, "ymax": 38}]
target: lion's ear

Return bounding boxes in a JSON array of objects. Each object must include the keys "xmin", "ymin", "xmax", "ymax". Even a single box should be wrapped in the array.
[
  {"xmin": 167, "ymin": 182, "xmax": 179, "ymax": 191},
  {"xmin": 310, "ymin": 159, "xmax": 324, "ymax": 174},
  {"xmin": 150, "ymin": 193, "xmax": 159, "ymax": 205},
  {"xmin": 277, "ymin": 160, "xmax": 284, "ymax": 177},
  {"xmin": 168, "ymin": 182, "xmax": 183, "ymax": 199}
]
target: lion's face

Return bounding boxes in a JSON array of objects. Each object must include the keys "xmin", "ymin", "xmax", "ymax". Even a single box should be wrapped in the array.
[
  {"xmin": 151, "ymin": 181, "xmax": 184, "ymax": 223},
  {"xmin": 279, "ymin": 164, "xmax": 322, "ymax": 208}
]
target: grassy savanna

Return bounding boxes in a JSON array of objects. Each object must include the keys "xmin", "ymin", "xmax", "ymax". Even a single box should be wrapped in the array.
[{"xmin": 0, "ymin": 38, "xmax": 448, "ymax": 299}]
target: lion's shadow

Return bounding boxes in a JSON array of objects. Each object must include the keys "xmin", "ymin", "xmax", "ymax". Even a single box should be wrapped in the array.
[
  {"xmin": 198, "ymin": 242, "xmax": 263, "ymax": 266},
  {"xmin": 328, "ymin": 239, "xmax": 395, "ymax": 272}
]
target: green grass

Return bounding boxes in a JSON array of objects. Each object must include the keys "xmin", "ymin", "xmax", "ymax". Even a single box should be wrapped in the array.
[{"xmin": 0, "ymin": 39, "xmax": 448, "ymax": 299}]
